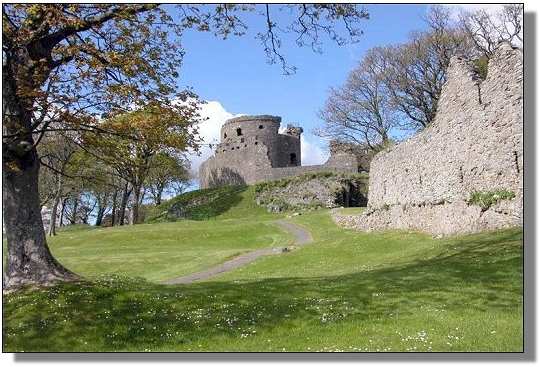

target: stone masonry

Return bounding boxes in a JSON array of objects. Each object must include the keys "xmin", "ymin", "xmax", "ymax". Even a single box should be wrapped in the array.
[
  {"xmin": 334, "ymin": 43, "xmax": 523, "ymax": 236},
  {"xmin": 199, "ymin": 115, "xmax": 360, "ymax": 188}
]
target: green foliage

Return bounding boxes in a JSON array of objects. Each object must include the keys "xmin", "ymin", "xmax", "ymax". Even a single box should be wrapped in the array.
[
  {"xmin": 467, "ymin": 190, "xmax": 516, "ymax": 211},
  {"xmin": 473, "ymin": 55, "xmax": 489, "ymax": 80}
]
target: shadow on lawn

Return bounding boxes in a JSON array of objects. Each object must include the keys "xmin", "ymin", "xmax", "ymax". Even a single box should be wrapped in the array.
[
  {"xmin": 3, "ymin": 229, "xmax": 522, "ymax": 352},
  {"xmin": 146, "ymin": 185, "xmax": 249, "ymax": 222}
]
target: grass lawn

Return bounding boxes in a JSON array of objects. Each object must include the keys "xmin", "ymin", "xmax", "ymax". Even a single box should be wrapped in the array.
[
  {"xmin": 3, "ymin": 189, "xmax": 523, "ymax": 352},
  {"xmin": 47, "ymin": 219, "xmax": 293, "ymax": 282}
]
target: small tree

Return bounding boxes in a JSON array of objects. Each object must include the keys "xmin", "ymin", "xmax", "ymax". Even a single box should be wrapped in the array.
[
  {"xmin": 37, "ymin": 133, "xmax": 79, "ymax": 236},
  {"xmin": 83, "ymin": 102, "xmax": 202, "ymax": 224},
  {"xmin": 146, "ymin": 152, "xmax": 190, "ymax": 206}
]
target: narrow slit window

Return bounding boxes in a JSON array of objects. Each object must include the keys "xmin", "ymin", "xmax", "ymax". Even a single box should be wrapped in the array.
[{"xmin": 236, "ymin": 128, "xmax": 242, "ymax": 136}]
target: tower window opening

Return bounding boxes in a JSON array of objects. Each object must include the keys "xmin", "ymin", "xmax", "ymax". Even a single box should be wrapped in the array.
[
  {"xmin": 236, "ymin": 128, "xmax": 242, "ymax": 136},
  {"xmin": 259, "ymin": 125, "xmax": 264, "ymax": 129},
  {"xmin": 224, "ymin": 133, "xmax": 227, "ymax": 138},
  {"xmin": 290, "ymin": 153, "xmax": 297, "ymax": 165}
]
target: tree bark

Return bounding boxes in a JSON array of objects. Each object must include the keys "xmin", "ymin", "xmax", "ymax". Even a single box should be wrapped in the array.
[
  {"xmin": 69, "ymin": 196, "xmax": 79, "ymax": 225},
  {"xmin": 132, "ymin": 184, "xmax": 143, "ymax": 225},
  {"xmin": 111, "ymin": 189, "xmax": 118, "ymax": 226},
  {"xmin": 95, "ymin": 196, "xmax": 106, "ymax": 226},
  {"xmin": 3, "ymin": 153, "xmax": 77, "ymax": 289},
  {"xmin": 2, "ymin": 57, "xmax": 78, "ymax": 289},
  {"xmin": 118, "ymin": 183, "xmax": 131, "ymax": 226},
  {"xmin": 155, "ymin": 185, "xmax": 164, "ymax": 206},
  {"xmin": 59, "ymin": 197, "xmax": 67, "ymax": 227}
]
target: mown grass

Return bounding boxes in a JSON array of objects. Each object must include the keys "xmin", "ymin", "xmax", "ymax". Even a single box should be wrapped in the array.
[
  {"xmin": 44, "ymin": 219, "xmax": 292, "ymax": 283},
  {"xmin": 335, "ymin": 207, "xmax": 366, "ymax": 216},
  {"xmin": 3, "ymin": 188, "xmax": 523, "ymax": 352},
  {"xmin": 145, "ymin": 185, "xmax": 275, "ymax": 222}
]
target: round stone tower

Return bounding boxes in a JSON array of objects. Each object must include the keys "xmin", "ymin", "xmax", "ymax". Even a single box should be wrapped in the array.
[
  {"xmin": 221, "ymin": 115, "xmax": 281, "ymax": 145},
  {"xmin": 219, "ymin": 115, "xmax": 301, "ymax": 168}
]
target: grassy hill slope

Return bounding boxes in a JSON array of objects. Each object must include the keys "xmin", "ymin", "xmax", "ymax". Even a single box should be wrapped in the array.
[{"xmin": 3, "ymin": 185, "xmax": 523, "ymax": 352}]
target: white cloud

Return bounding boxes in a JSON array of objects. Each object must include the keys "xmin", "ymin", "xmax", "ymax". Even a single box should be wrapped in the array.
[
  {"xmin": 440, "ymin": 3, "xmax": 504, "ymax": 20},
  {"xmin": 301, "ymin": 135, "xmax": 329, "ymax": 166},
  {"xmin": 187, "ymin": 101, "xmax": 242, "ymax": 176},
  {"xmin": 451, "ymin": 4, "xmax": 505, "ymax": 14}
]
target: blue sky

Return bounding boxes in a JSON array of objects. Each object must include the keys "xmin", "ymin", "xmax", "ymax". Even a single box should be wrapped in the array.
[{"xmin": 169, "ymin": 4, "xmax": 432, "ymax": 178}]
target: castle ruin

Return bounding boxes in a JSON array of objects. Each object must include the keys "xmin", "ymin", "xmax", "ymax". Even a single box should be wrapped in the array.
[
  {"xmin": 199, "ymin": 115, "xmax": 360, "ymax": 188},
  {"xmin": 333, "ymin": 43, "xmax": 523, "ymax": 235}
]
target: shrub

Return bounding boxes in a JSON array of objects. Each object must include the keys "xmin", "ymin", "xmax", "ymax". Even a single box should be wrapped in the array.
[
  {"xmin": 473, "ymin": 55, "xmax": 489, "ymax": 80},
  {"xmin": 467, "ymin": 189, "xmax": 516, "ymax": 211}
]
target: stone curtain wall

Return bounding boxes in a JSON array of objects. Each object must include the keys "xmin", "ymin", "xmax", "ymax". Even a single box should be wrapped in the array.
[{"xmin": 340, "ymin": 43, "xmax": 523, "ymax": 236}]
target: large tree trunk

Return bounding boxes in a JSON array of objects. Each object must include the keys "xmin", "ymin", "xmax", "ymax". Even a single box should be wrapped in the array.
[
  {"xmin": 3, "ymin": 61, "xmax": 78, "ymax": 289},
  {"xmin": 3, "ymin": 154, "xmax": 77, "ymax": 289}
]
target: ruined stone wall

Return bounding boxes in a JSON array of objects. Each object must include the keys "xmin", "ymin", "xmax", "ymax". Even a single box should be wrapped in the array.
[
  {"xmin": 344, "ymin": 43, "xmax": 522, "ymax": 236},
  {"xmin": 199, "ymin": 141, "xmax": 272, "ymax": 188},
  {"xmin": 255, "ymin": 172, "xmax": 369, "ymax": 212}
]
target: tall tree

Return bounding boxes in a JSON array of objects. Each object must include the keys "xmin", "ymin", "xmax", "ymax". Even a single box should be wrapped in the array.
[
  {"xmin": 2, "ymin": 4, "xmax": 368, "ymax": 288},
  {"xmin": 37, "ymin": 133, "xmax": 79, "ymax": 236},
  {"xmin": 318, "ymin": 48, "xmax": 396, "ymax": 149},
  {"xmin": 83, "ymin": 102, "xmax": 202, "ymax": 224},
  {"xmin": 318, "ymin": 5, "xmax": 473, "ymax": 145},
  {"xmin": 380, "ymin": 26, "xmax": 472, "ymax": 129},
  {"xmin": 145, "ymin": 152, "xmax": 190, "ymax": 206},
  {"xmin": 458, "ymin": 4, "xmax": 523, "ymax": 60}
]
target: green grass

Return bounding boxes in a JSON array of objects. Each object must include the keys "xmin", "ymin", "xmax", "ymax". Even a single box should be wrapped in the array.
[
  {"xmin": 145, "ymin": 185, "xmax": 275, "ymax": 222},
  {"xmin": 3, "ymin": 189, "xmax": 523, "ymax": 352},
  {"xmin": 44, "ymin": 219, "xmax": 292, "ymax": 283},
  {"xmin": 335, "ymin": 207, "xmax": 365, "ymax": 216}
]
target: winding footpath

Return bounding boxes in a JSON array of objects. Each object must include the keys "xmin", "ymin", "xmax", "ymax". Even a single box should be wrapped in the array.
[{"xmin": 162, "ymin": 219, "xmax": 313, "ymax": 285}]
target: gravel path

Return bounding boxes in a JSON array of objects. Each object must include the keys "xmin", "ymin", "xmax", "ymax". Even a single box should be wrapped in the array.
[{"xmin": 162, "ymin": 220, "xmax": 313, "ymax": 285}]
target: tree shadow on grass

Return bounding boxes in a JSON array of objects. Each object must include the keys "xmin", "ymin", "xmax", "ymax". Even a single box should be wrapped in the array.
[
  {"xmin": 3, "ymin": 229, "xmax": 522, "ymax": 351},
  {"xmin": 146, "ymin": 185, "xmax": 249, "ymax": 222}
]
